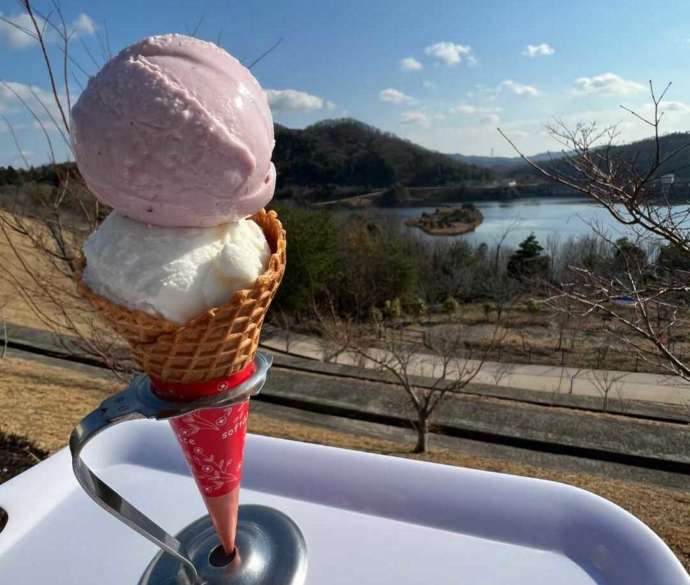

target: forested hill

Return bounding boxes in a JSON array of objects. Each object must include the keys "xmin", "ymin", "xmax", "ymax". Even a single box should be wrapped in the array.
[
  {"xmin": 502, "ymin": 131, "xmax": 690, "ymax": 181},
  {"xmin": 273, "ymin": 119, "xmax": 493, "ymax": 200},
  {"xmin": 0, "ymin": 161, "xmax": 79, "ymax": 186}
]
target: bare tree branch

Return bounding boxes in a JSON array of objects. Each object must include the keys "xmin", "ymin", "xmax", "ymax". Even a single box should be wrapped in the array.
[{"xmin": 500, "ymin": 82, "xmax": 690, "ymax": 382}]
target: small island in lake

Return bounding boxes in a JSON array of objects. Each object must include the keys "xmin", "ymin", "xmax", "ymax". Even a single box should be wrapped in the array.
[{"xmin": 404, "ymin": 203, "xmax": 483, "ymax": 236}]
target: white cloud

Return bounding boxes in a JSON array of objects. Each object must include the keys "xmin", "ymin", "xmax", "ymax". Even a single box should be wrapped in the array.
[
  {"xmin": 424, "ymin": 41, "xmax": 474, "ymax": 66},
  {"xmin": 522, "ymin": 43, "xmax": 555, "ymax": 58},
  {"xmin": 0, "ymin": 11, "xmax": 96, "ymax": 50},
  {"xmin": 451, "ymin": 103, "xmax": 502, "ymax": 115},
  {"xmin": 400, "ymin": 110, "xmax": 430, "ymax": 127},
  {"xmin": 379, "ymin": 88, "xmax": 415, "ymax": 105},
  {"xmin": 466, "ymin": 84, "xmax": 498, "ymax": 101},
  {"xmin": 0, "ymin": 81, "xmax": 69, "ymax": 132},
  {"xmin": 500, "ymin": 80, "xmax": 540, "ymax": 96},
  {"xmin": 449, "ymin": 103, "xmax": 501, "ymax": 125},
  {"xmin": 399, "ymin": 99, "xmax": 690, "ymax": 158},
  {"xmin": 662, "ymin": 100, "xmax": 690, "ymax": 112},
  {"xmin": 0, "ymin": 121, "xmax": 32, "ymax": 133},
  {"xmin": 400, "ymin": 57, "xmax": 422, "ymax": 72},
  {"xmin": 0, "ymin": 81, "xmax": 54, "ymax": 113},
  {"xmin": 71, "ymin": 13, "xmax": 96, "ymax": 36},
  {"xmin": 266, "ymin": 89, "xmax": 332, "ymax": 112},
  {"xmin": 480, "ymin": 113, "xmax": 500, "ymax": 126},
  {"xmin": 573, "ymin": 73, "xmax": 645, "ymax": 96},
  {"xmin": 0, "ymin": 13, "xmax": 35, "ymax": 49},
  {"xmin": 452, "ymin": 104, "xmax": 478, "ymax": 115},
  {"xmin": 422, "ymin": 80, "xmax": 436, "ymax": 89}
]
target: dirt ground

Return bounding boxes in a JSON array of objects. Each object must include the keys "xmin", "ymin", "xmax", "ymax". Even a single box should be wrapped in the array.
[{"xmin": 0, "ymin": 354, "xmax": 687, "ymax": 571}]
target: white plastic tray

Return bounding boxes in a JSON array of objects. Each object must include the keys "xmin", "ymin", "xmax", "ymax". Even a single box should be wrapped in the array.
[{"xmin": 0, "ymin": 420, "xmax": 687, "ymax": 584}]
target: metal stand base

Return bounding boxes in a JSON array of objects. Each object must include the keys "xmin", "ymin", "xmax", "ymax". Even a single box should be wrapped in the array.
[{"xmin": 139, "ymin": 505, "xmax": 308, "ymax": 585}]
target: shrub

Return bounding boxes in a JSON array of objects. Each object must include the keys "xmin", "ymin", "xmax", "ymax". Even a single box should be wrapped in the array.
[
  {"xmin": 408, "ymin": 296, "xmax": 428, "ymax": 318},
  {"xmin": 613, "ymin": 237, "xmax": 647, "ymax": 272},
  {"xmin": 442, "ymin": 296, "xmax": 460, "ymax": 315},
  {"xmin": 384, "ymin": 298, "xmax": 402, "ymax": 319},
  {"xmin": 657, "ymin": 243, "xmax": 690, "ymax": 273},
  {"xmin": 369, "ymin": 306, "xmax": 383, "ymax": 323}
]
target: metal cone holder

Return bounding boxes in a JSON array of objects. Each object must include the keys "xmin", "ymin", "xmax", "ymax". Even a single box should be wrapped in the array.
[{"xmin": 69, "ymin": 353, "xmax": 307, "ymax": 585}]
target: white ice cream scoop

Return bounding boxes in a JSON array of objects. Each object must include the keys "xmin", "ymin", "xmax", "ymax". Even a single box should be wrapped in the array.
[{"xmin": 82, "ymin": 212, "xmax": 271, "ymax": 325}]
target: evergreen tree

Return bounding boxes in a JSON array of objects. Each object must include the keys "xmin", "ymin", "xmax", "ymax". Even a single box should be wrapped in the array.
[
  {"xmin": 612, "ymin": 237, "xmax": 647, "ymax": 272},
  {"xmin": 507, "ymin": 233, "xmax": 550, "ymax": 281}
]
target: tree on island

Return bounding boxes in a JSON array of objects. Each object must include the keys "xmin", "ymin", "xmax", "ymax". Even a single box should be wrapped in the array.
[{"xmin": 507, "ymin": 233, "xmax": 551, "ymax": 281}]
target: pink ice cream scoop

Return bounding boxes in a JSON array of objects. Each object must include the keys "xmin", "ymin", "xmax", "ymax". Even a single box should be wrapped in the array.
[{"xmin": 71, "ymin": 34, "xmax": 275, "ymax": 227}]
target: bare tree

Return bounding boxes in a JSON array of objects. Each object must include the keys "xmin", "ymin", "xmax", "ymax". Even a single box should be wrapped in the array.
[
  {"xmin": 493, "ymin": 220, "xmax": 519, "ymax": 273},
  {"xmin": 0, "ymin": 301, "xmax": 8, "ymax": 359},
  {"xmin": 545, "ymin": 232, "xmax": 561, "ymax": 278},
  {"xmin": 488, "ymin": 358, "xmax": 515, "ymax": 387},
  {"xmin": 500, "ymin": 82, "xmax": 690, "ymax": 381},
  {"xmin": 550, "ymin": 294, "xmax": 573, "ymax": 354},
  {"xmin": 516, "ymin": 328, "xmax": 534, "ymax": 364},
  {"xmin": 568, "ymin": 366, "xmax": 586, "ymax": 396},
  {"xmin": 317, "ymin": 310, "xmax": 497, "ymax": 453},
  {"xmin": 0, "ymin": 2, "xmax": 134, "ymax": 379},
  {"xmin": 588, "ymin": 367, "xmax": 628, "ymax": 413},
  {"xmin": 482, "ymin": 272, "xmax": 519, "ymax": 324},
  {"xmin": 271, "ymin": 309, "xmax": 295, "ymax": 354}
]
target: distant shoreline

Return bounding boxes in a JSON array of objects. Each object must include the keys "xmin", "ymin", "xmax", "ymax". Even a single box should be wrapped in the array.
[
  {"xmin": 306, "ymin": 182, "xmax": 588, "ymax": 209},
  {"xmin": 303, "ymin": 186, "xmax": 690, "ymax": 210}
]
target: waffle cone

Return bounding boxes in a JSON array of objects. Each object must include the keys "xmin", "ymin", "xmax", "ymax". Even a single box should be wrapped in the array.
[{"xmin": 76, "ymin": 209, "xmax": 286, "ymax": 384}]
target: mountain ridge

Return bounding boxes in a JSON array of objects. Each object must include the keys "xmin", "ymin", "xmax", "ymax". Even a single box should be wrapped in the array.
[{"xmin": 272, "ymin": 118, "xmax": 493, "ymax": 201}]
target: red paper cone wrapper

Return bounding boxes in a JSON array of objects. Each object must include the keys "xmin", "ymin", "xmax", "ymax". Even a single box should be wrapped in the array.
[{"xmin": 152, "ymin": 363, "xmax": 255, "ymax": 554}]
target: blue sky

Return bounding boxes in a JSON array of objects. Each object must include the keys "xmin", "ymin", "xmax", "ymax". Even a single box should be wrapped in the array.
[{"xmin": 3, "ymin": 0, "xmax": 690, "ymax": 167}]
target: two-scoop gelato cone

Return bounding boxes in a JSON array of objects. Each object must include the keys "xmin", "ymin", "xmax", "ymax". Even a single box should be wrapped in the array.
[{"xmin": 71, "ymin": 33, "xmax": 285, "ymax": 556}]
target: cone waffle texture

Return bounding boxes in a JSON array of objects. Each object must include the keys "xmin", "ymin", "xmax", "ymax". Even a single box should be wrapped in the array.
[{"xmin": 77, "ymin": 209, "xmax": 286, "ymax": 383}]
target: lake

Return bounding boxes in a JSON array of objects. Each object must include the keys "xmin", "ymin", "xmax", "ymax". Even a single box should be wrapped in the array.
[{"xmin": 354, "ymin": 197, "xmax": 689, "ymax": 249}]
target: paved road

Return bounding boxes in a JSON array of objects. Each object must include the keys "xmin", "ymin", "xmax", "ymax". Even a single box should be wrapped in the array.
[{"xmin": 261, "ymin": 326, "xmax": 690, "ymax": 408}]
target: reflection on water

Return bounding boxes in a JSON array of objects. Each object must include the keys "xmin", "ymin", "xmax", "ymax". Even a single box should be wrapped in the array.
[{"xmin": 347, "ymin": 197, "xmax": 687, "ymax": 248}]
